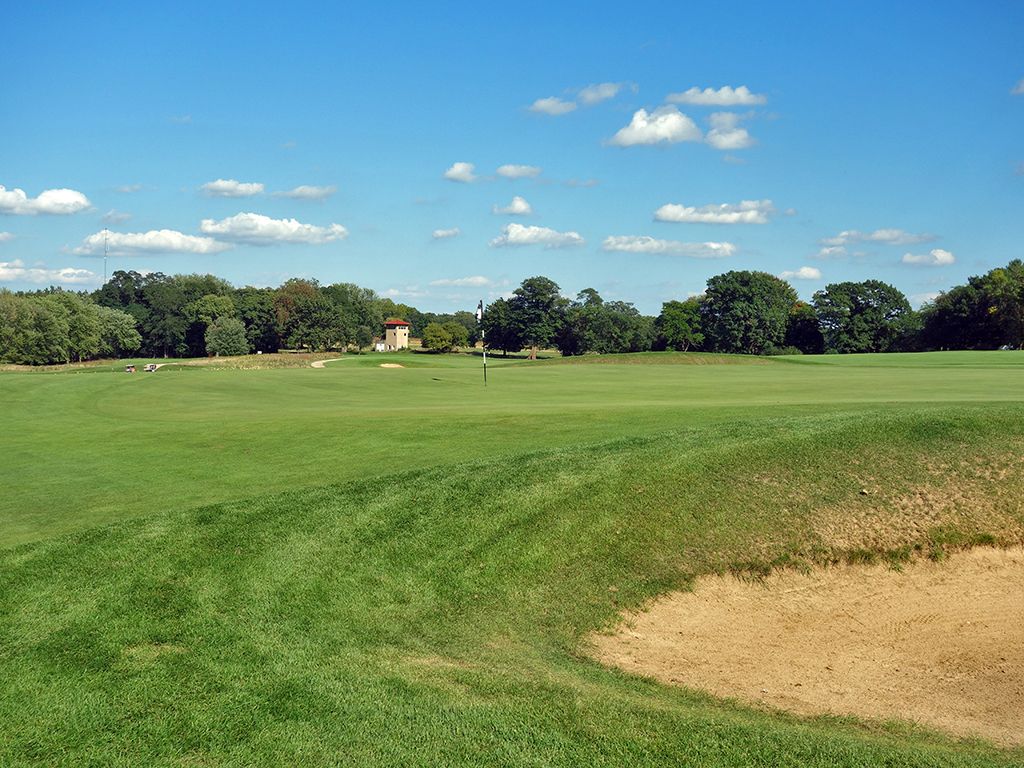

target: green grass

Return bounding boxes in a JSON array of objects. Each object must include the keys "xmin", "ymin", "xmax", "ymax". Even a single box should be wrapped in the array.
[{"xmin": 1, "ymin": 351, "xmax": 1023, "ymax": 765}]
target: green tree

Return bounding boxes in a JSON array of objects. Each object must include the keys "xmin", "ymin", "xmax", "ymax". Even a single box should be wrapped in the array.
[
  {"xmin": 508, "ymin": 276, "xmax": 567, "ymax": 359},
  {"xmin": 234, "ymin": 287, "xmax": 280, "ymax": 353},
  {"xmin": 784, "ymin": 301, "xmax": 824, "ymax": 354},
  {"xmin": 655, "ymin": 298, "xmax": 704, "ymax": 352},
  {"xmin": 701, "ymin": 271, "xmax": 798, "ymax": 355},
  {"xmin": 813, "ymin": 280, "xmax": 916, "ymax": 353},
  {"xmin": 480, "ymin": 297, "xmax": 522, "ymax": 357},
  {"xmin": 205, "ymin": 317, "xmax": 250, "ymax": 356},
  {"xmin": 0, "ymin": 293, "xmax": 71, "ymax": 365},
  {"xmin": 556, "ymin": 289, "xmax": 653, "ymax": 355},
  {"xmin": 421, "ymin": 322, "xmax": 453, "ymax": 352},
  {"xmin": 47, "ymin": 292, "xmax": 101, "ymax": 362},
  {"xmin": 96, "ymin": 305, "xmax": 142, "ymax": 358}
]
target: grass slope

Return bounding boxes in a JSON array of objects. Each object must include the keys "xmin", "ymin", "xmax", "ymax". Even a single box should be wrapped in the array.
[
  {"xmin": 2, "ymin": 406, "xmax": 1023, "ymax": 766},
  {"xmin": 4, "ymin": 351, "xmax": 1023, "ymax": 548}
]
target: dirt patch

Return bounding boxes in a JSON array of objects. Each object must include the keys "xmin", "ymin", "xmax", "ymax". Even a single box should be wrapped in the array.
[
  {"xmin": 811, "ymin": 454, "xmax": 1023, "ymax": 553},
  {"xmin": 380, "ymin": 363, "xmax": 404, "ymax": 368},
  {"xmin": 590, "ymin": 547, "xmax": 1024, "ymax": 747}
]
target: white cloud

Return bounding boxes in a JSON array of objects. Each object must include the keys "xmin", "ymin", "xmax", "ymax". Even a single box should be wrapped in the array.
[
  {"xmin": 667, "ymin": 86, "xmax": 767, "ymax": 106},
  {"xmin": 822, "ymin": 228, "xmax": 936, "ymax": 246},
  {"xmin": 817, "ymin": 246, "xmax": 848, "ymax": 259},
  {"xmin": 170, "ymin": 115, "xmax": 192, "ymax": 124},
  {"xmin": 117, "ymin": 184, "xmax": 143, "ymax": 193},
  {"xmin": 902, "ymin": 248, "xmax": 955, "ymax": 266},
  {"xmin": 493, "ymin": 196, "xmax": 532, "ymax": 215},
  {"xmin": 528, "ymin": 96, "xmax": 577, "ymax": 115},
  {"xmin": 0, "ymin": 185, "xmax": 91, "ymax": 215},
  {"xmin": 0, "ymin": 232, "xmax": 13, "ymax": 242},
  {"xmin": 608, "ymin": 106, "xmax": 702, "ymax": 147},
  {"xmin": 429, "ymin": 275, "xmax": 492, "ymax": 287},
  {"xmin": 779, "ymin": 266, "xmax": 822, "ymax": 280},
  {"xmin": 201, "ymin": 179, "xmax": 264, "ymax": 197},
  {"xmin": 74, "ymin": 229, "xmax": 231, "ymax": 256},
  {"xmin": 705, "ymin": 112, "xmax": 754, "ymax": 150},
  {"xmin": 443, "ymin": 162, "xmax": 477, "ymax": 183},
  {"xmin": 578, "ymin": 82, "xmax": 622, "ymax": 105},
  {"xmin": 489, "ymin": 223, "xmax": 584, "ymax": 248},
  {"xmin": 432, "ymin": 227, "xmax": 461, "ymax": 240},
  {"xmin": 496, "ymin": 164, "xmax": 542, "ymax": 179},
  {"xmin": 911, "ymin": 291, "xmax": 941, "ymax": 308},
  {"xmin": 274, "ymin": 185, "xmax": 337, "ymax": 200},
  {"xmin": 383, "ymin": 286, "xmax": 429, "ymax": 299},
  {"xmin": 200, "ymin": 213, "xmax": 348, "ymax": 245},
  {"xmin": 602, "ymin": 235, "xmax": 736, "ymax": 258},
  {"xmin": 655, "ymin": 199, "xmax": 774, "ymax": 224},
  {"xmin": 0, "ymin": 259, "xmax": 97, "ymax": 285},
  {"xmin": 1012, "ymin": 79, "xmax": 1024, "ymax": 95},
  {"xmin": 101, "ymin": 209, "xmax": 131, "ymax": 225}
]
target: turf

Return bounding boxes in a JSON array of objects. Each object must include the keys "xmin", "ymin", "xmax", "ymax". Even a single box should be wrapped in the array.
[
  {"xmin": 1, "ymin": 351, "xmax": 1023, "ymax": 765},
  {"xmin": 3, "ymin": 351, "xmax": 1023, "ymax": 548}
]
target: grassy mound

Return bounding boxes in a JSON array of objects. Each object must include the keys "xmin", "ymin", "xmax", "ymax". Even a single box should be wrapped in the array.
[{"xmin": 2, "ymin": 408, "xmax": 1022, "ymax": 766}]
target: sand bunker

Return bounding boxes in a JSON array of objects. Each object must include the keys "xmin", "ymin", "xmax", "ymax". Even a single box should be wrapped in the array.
[
  {"xmin": 380, "ymin": 363, "xmax": 404, "ymax": 368},
  {"xmin": 591, "ymin": 547, "xmax": 1024, "ymax": 746}
]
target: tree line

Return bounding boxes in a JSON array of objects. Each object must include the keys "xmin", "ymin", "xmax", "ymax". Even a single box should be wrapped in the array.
[
  {"xmin": 1, "ymin": 260, "xmax": 1021, "ymax": 365},
  {"xmin": 0, "ymin": 270, "xmax": 473, "ymax": 365},
  {"xmin": 482, "ymin": 261, "xmax": 1024, "ymax": 357}
]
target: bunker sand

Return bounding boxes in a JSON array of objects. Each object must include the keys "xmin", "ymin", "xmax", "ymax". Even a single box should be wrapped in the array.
[{"xmin": 591, "ymin": 547, "xmax": 1024, "ymax": 747}]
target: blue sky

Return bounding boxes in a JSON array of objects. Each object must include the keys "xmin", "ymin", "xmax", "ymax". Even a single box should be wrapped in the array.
[{"xmin": 2, "ymin": 1, "xmax": 1022, "ymax": 313}]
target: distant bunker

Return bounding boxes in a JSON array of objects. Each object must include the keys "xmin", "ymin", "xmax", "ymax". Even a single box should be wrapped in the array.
[{"xmin": 590, "ymin": 547, "xmax": 1024, "ymax": 747}]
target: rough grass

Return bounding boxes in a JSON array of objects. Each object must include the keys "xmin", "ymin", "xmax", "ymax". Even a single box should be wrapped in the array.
[{"xmin": 1, "ymin": 407, "xmax": 1023, "ymax": 766}]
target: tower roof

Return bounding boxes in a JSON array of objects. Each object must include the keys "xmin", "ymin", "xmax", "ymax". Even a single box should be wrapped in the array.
[{"xmin": 384, "ymin": 318, "xmax": 409, "ymax": 327}]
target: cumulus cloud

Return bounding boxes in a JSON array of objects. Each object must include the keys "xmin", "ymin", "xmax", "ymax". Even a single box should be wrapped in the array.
[
  {"xmin": 817, "ymin": 246, "xmax": 848, "ymax": 259},
  {"xmin": 0, "ymin": 232, "xmax": 13, "ymax": 242},
  {"xmin": 528, "ymin": 96, "xmax": 577, "ymax": 116},
  {"xmin": 101, "ymin": 209, "xmax": 131, "ymax": 225},
  {"xmin": 429, "ymin": 275, "xmax": 492, "ymax": 287},
  {"xmin": 608, "ymin": 106, "xmax": 702, "ymax": 147},
  {"xmin": 902, "ymin": 248, "xmax": 955, "ymax": 266},
  {"xmin": 821, "ymin": 228, "xmax": 936, "ymax": 246},
  {"xmin": 0, "ymin": 259, "xmax": 97, "ymax": 285},
  {"xmin": 655, "ymin": 199, "xmax": 774, "ymax": 224},
  {"xmin": 443, "ymin": 162, "xmax": 477, "ymax": 183},
  {"xmin": 493, "ymin": 196, "xmax": 532, "ymax": 215},
  {"xmin": 578, "ymin": 82, "xmax": 623, "ymax": 105},
  {"xmin": 667, "ymin": 85, "xmax": 767, "ymax": 106},
  {"xmin": 489, "ymin": 223, "xmax": 584, "ymax": 248},
  {"xmin": 779, "ymin": 266, "xmax": 822, "ymax": 280},
  {"xmin": 74, "ymin": 229, "xmax": 231, "ymax": 256},
  {"xmin": 432, "ymin": 227, "xmax": 461, "ymax": 240},
  {"xmin": 0, "ymin": 185, "xmax": 91, "ymax": 215},
  {"xmin": 496, "ymin": 164, "xmax": 542, "ymax": 179},
  {"xmin": 201, "ymin": 179, "xmax": 264, "ymax": 197},
  {"xmin": 705, "ymin": 112, "xmax": 754, "ymax": 150},
  {"xmin": 602, "ymin": 236, "xmax": 736, "ymax": 258},
  {"xmin": 199, "ymin": 213, "xmax": 347, "ymax": 245},
  {"xmin": 274, "ymin": 185, "xmax": 337, "ymax": 200},
  {"xmin": 1012, "ymin": 79, "xmax": 1024, "ymax": 95}
]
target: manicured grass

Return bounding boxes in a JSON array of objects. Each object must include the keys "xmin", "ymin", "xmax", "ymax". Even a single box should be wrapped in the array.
[
  {"xmin": 4, "ymin": 351, "xmax": 1023, "ymax": 548},
  {"xmin": 1, "ymin": 351, "xmax": 1023, "ymax": 765}
]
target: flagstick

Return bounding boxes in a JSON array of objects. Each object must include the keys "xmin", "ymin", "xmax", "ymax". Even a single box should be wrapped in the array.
[{"xmin": 478, "ymin": 299, "xmax": 487, "ymax": 387}]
